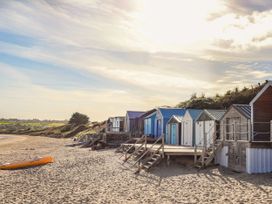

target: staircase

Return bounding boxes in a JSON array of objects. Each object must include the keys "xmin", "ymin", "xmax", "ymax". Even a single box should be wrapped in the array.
[
  {"xmin": 194, "ymin": 126, "xmax": 223, "ymax": 169},
  {"xmin": 195, "ymin": 140, "xmax": 223, "ymax": 168},
  {"xmin": 135, "ymin": 152, "xmax": 163, "ymax": 174},
  {"xmin": 119, "ymin": 135, "xmax": 165, "ymax": 174}
]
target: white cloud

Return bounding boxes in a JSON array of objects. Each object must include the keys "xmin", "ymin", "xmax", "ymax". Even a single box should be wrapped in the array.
[{"xmin": 0, "ymin": 0, "xmax": 272, "ymax": 120}]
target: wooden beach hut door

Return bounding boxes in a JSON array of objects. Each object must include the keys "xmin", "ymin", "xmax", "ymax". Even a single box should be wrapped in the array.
[
  {"xmin": 183, "ymin": 121, "xmax": 192, "ymax": 146},
  {"xmin": 205, "ymin": 120, "xmax": 214, "ymax": 147},
  {"xmin": 171, "ymin": 123, "xmax": 177, "ymax": 145},
  {"xmin": 157, "ymin": 119, "xmax": 162, "ymax": 137},
  {"xmin": 195, "ymin": 121, "xmax": 204, "ymax": 146}
]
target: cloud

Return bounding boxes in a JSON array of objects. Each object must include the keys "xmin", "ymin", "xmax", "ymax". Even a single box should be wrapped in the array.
[
  {"xmin": 226, "ymin": 0, "xmax": 272, "ymax": 14},
  {"xmin": 0, "ymin": 0, "xmax": 271, "ymax": 120}
]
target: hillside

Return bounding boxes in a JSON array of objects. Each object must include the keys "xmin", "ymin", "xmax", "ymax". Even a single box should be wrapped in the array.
[
  {"xmin": 176, "ymin": 82, "xmax": 266, "ymax": 109},
  {"xmin": 0, "ymin": 119, "xmax": 106, "ymax": 138}
]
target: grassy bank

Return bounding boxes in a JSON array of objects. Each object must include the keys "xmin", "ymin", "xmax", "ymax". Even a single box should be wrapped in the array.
[{"xmin": 0, "ymin": 119, "xmax": 106, "ymax": 139}]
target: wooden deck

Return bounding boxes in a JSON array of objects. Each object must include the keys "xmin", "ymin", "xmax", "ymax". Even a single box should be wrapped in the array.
[{"xmin": 122, "ymin": 143, "xmax": 203, "ymax": 156}]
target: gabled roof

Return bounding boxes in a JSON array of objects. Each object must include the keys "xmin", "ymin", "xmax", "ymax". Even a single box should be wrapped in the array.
[
  {"xmin": 168, "ymin": 115, "xmax": 183, "ymax": 124},
  {"xmin": 232, "ymin": 104, "xmax": 251, "ymax": 119},
  {"xmin": 144, "ymin": 109, "xmax": 157, "ymax": 119},
  {"xmin": 126, "ymin": 111, "xmax": 145, "ymax": 119},
  {"xmin": 186, "ymin": 109, "xmax": 203, "ymax": 120},
  {"xmin": 203, "ymin": 109, "xmax": 226, "ymax": 121},
  {"xmin": 250, "ymin": 80, "xmax": 272, "ymax": 105},
  {"xmin": 158, "ymin": 108, "xmax": 186, "ymax": 119},
  {"xmin": 139, "ymin": 109, "xmax": 157, "ymax": 119}
]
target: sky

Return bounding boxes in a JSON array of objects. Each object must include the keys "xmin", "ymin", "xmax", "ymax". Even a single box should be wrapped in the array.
[{"xmin": 0, "ymin": 0, "xmax": 272, "ymax": 121}]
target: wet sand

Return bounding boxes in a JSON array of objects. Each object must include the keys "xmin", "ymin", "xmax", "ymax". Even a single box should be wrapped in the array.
[{"xmin": 0, "ymin": 135, "xmax": 271, "ymax": 204}]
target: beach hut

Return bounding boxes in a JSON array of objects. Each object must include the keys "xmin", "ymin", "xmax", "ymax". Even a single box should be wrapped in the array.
[
  {"xmin": 195, "ymin": 109, "xmax": 226, "ymax": 147},
  {"xmin": 216, "ymin": 82, "xmax": 272, "ymax": 173},
  {"xmin": 250, "ymin": 80, "xmax": 272, "ymax": 141},
  {"xmin": 154, "ymin": 108, "xmax": 186, "ymax": 138},
  {"xmin": 106, "ymin": 116, "xmax": 125, "ymax": 133},
  {"xmin": 144, "ymin": 109, "xmax": 157, "ymax": 137},
  {"xmin": 125, "ymin": 111, "xmax": 145, "ymax": 135},
  {"xmin": 220, "ymin": 104, "xmax": 251, "ymax": 141},
  {"xmin": 181, "ymin": 109, "xmax": 203, "ymax": 146},
  {"xmin": 216, "ymin": 104, "xmax": 251, "ymax": 172},
  {"xmin": 166, "ymin": 115, "xmax": 183, "ymax": 145},
  {"xmin": 137, "ymin": 109, "xmax": 156, "ymax": 136}
]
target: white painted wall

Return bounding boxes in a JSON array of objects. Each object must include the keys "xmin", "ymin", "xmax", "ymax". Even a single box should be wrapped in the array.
[
  {"xmin": 246, "ymin": 148, "xmax": 272, "ymax": 174},
  {"xmin": 181, "ymin": 111, "xmax": 193, "ymax": 146},
  {"xmin": 195, "ymin": 120, "xmax": 215, "ymax": 147},
  {"xmin": 215, "ymin": 146, "xmax": 228, "ymax": 167}
]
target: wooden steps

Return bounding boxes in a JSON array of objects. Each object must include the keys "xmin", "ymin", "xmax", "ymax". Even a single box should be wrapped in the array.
[
  {"xmin": 135, "ymin": 153, "xmax": 162, "ymax": 174},
  {"xmin": 118, "ymin": 135, "xmax": 165, "ymax": 174},
  {"xmin": 195, "ymin": 140, "xmax": 223, "ymax": 169}
]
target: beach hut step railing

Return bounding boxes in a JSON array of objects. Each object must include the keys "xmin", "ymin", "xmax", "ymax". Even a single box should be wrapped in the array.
[
  {"xmin": 132, "ymin": 135, "xmax": 163, "ymax": 167},
  {"xmin": 122, "ymin": 135, "xmax": 148, "ymax": 163},
  {"xmin": 120, "ymin": 135, "xmax": 146, "ymax": 159},
  {"xmin": 139, "ymin": 153, "xmax": 162, "ymax": 172}
]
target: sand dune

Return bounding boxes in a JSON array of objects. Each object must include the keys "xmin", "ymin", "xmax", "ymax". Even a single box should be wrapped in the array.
[{"xmin": 0, "ymin": 135, "xmax": 271, "ymax": 203}]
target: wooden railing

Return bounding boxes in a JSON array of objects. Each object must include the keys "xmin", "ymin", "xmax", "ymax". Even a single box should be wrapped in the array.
[
  {"xmin": 123, "ymin": 135, "xmax": 147, "ymax": 162},
  {"xmin": 132, "ymin": 135, "xmax": 164, "ymax": 167}
]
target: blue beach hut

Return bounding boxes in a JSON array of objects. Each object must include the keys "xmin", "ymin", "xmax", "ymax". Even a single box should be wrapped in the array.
[{"xmin": 154, "ymin": 108, "xmax": 186, "ymax": 138}]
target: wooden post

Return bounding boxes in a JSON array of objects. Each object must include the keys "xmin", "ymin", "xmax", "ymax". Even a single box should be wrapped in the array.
[
  {"xmin": 232, "ymin": 123, "xmax": 235, "ymax": 141},
  {"xmin": 194, "ymin": 145, "xmax": 197, "ymax": 164},
  {"xmin": 162, "ymin": 134, "xmax": 165, "ymax": 158},
  {"xmin": 167, "ymin": 155, "xmax": 170, "ymax": 166},
  {"xmin": 212, "ymin": 131, "xmax": 215, "ymax": 153},
  {"xmin": 223, "ymin": 121, "xmax": 225, "ymax": 142},
  {"xmin": 270, "ymin": 121, "xmax": 272, "ymax": 142},
  {"xmin": 247, "ymin": 120, "xmax": 251, "ymax": 141},
  {"xmin": 203, "ymin": 132, "xmax": 207, "ymax": 152},
  {"xmin": 144, "ymin": 135, "xmax": 147, "ymax": 150},
  {"xmin": 201, "ymin": 147, "xmax": 205, "ymax": 166}
]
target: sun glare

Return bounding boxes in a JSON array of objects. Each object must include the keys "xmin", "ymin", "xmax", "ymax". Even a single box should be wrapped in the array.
[{"xmin": 133, "ymin": 0, "xmax": 225, "ymax": 52}]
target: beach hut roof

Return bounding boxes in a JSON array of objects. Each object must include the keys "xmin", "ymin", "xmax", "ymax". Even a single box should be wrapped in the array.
[
  {"xmin": 232, "ymin": 104, "xmax": 251, "ymax": 119},
  {"xmin": 168, "ymin": 115, "xmax": 183, "ymax": 123},
  {"xmin": 250, "ymin": 80, "xmax": 272, "ymax": 105},
  {"xmin": 126, "ymin": 111, "xmax": 145, "ymax": 119},
  {"xmin": 158, "ymin": 108, "xmax": 186, "ymax": 119},
  {"xmin": 140, "ymin": 109, "xmax": 157, "ymax": 119},
  {"xmin": 203, "ymin": 109, "xmax": 226, "ymax": 121},
  {"xmin": 186, "ymin": 109, "xmax": 203, "ymax": 120}
]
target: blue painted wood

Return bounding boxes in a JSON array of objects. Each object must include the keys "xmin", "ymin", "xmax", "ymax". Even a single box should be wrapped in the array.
[
  {"xmin": 144, "ymin": 113, "xmax": 156, "ymax": 136},
  {"xmin": 171, "ymin": 124, "xmax": 177, "ymax": 144},
  {"xmin": 154, "ymin": 108, "xmax": 186, "ymax": 137}
]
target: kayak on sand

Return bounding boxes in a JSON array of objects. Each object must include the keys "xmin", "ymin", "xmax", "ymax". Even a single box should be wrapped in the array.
[{"xmin": 0, "ymin": 156, "xmax": 54, "ymax": 170}]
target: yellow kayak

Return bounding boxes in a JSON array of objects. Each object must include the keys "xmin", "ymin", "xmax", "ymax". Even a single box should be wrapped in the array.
[{"xmin": 0, "ymin": 156, "xmax": 54, "ymax": 170}]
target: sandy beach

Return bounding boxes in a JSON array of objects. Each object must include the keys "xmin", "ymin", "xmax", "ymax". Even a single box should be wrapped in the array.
[{"xmin": 0, "ymin": 135, "xmax": 271, "ymax": 204}]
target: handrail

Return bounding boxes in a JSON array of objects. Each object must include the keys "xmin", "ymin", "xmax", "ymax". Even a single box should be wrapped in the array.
[
  {"xmin": 119, "ymin": 135, "xmax": 145, "ymax": 159},
  {"xmin": 132, "ymin": 135, "xmax": 163, "ymax": 167},
  {"xmin": 123, "ymin": 135, "xmax": 147, "ymax": 162}
]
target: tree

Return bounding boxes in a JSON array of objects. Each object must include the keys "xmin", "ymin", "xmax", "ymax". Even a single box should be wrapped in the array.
[{"xmin": 69, "ymin": 112, "xmax": 89, "ymax": 126}]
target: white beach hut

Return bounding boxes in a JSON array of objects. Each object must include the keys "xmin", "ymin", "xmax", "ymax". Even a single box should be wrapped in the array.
[
  {"xmin": 181, "ymin": 109, "xmax": 203, "ymax": 146},
  {"xmin": 195, "ymin": 109, "xmax": 226, "ymax": 147}
]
